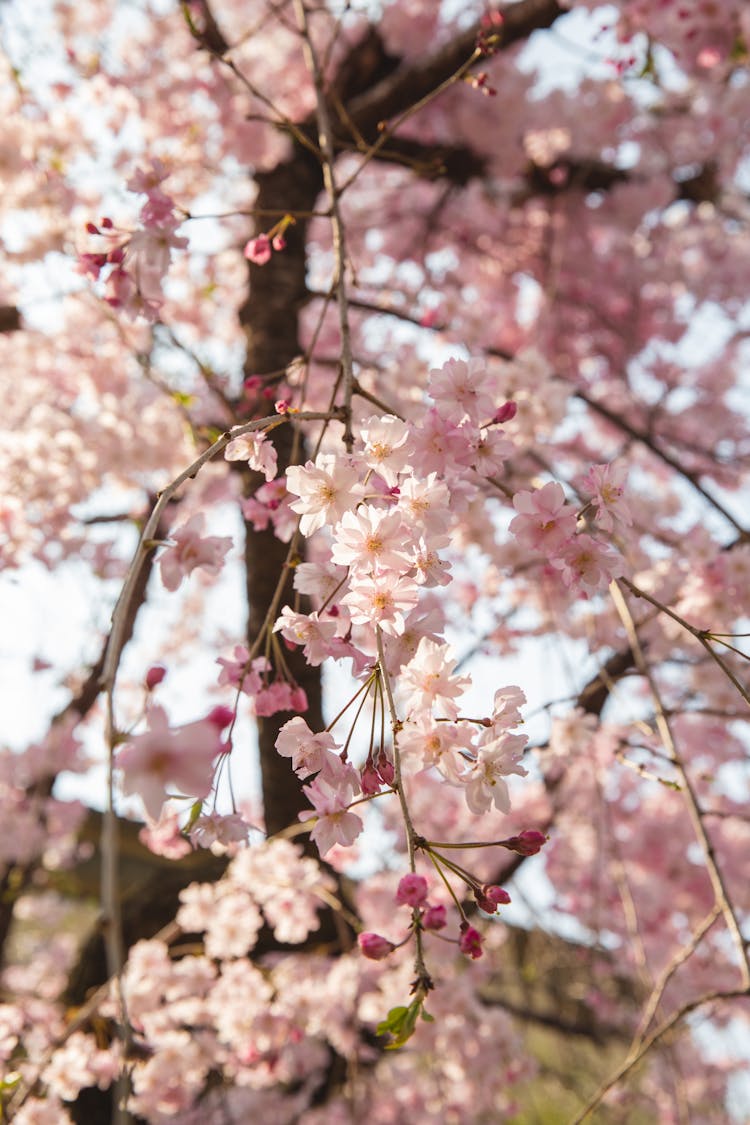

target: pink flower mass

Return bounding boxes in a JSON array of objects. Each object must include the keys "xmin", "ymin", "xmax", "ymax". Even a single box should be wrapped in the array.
[
  {"xmin": 158, "ymin": 514, "xmax": 233, "ymax": 591},
  {"xmin": 5, "ymin": 0, "xmax": 750, "ymax": 1121},
  {"xmin": 117, "ymin": 706, "xmax": 227, "ymax": 821}
]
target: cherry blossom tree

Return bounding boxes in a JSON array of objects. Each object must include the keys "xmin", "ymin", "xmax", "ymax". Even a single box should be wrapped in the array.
[{"xmin": 1, "ymin": 0, "xmax": 750, "ymax": 1122}]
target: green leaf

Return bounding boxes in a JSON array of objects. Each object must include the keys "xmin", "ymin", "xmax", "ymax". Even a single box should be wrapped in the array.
[
  {"xmin": 376, "ymin": 997, "xmax": 432, "ymax": 1049},
  {"xmin": 184, "ymin": 800, "xmax": 204, "ymax": 834},
  {"xmin": 376, "ymin": 1005, "xmax": 408, "ymax": 1037}
]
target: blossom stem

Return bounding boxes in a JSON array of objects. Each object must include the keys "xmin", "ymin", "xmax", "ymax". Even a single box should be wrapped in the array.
[
  {"xmin": 326, "ymin": 671, "xmax": 378, "ymax": 733},
  {"xmin": 376, "ymin": 628, "xmax": 433, "ymax": 991}
]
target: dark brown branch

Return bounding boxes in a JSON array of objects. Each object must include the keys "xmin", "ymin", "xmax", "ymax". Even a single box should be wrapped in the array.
[
  {"xmin": 344, "ymin": 1, "xmax": 564, "ymax": 137},
  {"xmin": 0, "ymin": 305, "xmax": 21, "ymax": 333}
]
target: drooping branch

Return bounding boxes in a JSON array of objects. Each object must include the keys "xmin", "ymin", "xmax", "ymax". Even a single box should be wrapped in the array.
[{"xmin": 233, "ymin": 0, "xmax": 568, "ymax": 836}]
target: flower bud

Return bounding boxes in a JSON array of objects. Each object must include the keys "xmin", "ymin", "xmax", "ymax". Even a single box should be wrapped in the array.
[
  {"xmin": 459, "ymin": 923, "xmax": 483, "ymax": 959},
  {"xmin": 207, "ymin": 705, "xmax": 235, "ymax": 731},
  {"xmin": 376, "ymin": 753, "xmax": 395, "ymax": 786},
  {"xmin": 290, "ymin": 686, "xmax": 308, "ymax": 712},
  {"xmin": 145, "ymin": 664, "xmax": 167, "ymax": 690},
  {"xmin": 492, "ymin": 400, "xmax": 517, "ymax": 424},
  {"xmin": 477, "ymin": 884, "xmax": 511, "ymax": 913},
  {"xmin": 503, "ymin": 829, "xmax": 547, "ymax": 856},
  {"xmin": 396, "ymin": 873, "xmax": 428, "ymax": 908},
  {"xmin": 422, "ymin": 904, "xmax": 447, "ymax": 931},
  {"xmin": 243, "ymin": 234, "xmax": 272, "ymax": 265},
  {"xmin": 358, "ymin": 932, "xmax": 395, "ymax": 961},
  {"xmin": 360, "ymin": 762, "xmax": 381, "ymax": 796}
]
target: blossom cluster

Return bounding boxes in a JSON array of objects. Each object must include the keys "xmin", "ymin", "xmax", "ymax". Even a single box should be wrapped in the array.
[
  {"xmin": 116, "ymin": 357, "xmax": 630, "ymax": 848},
  {"xmin": 79, "ymin": 160, "xmax": 187, "ymax": 319}
]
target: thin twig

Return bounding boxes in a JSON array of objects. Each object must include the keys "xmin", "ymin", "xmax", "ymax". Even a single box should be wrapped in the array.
[
  {"xmin": 376, "ymin": 629, "xmax": 432, "ymax": 993},
  {"xmin": 293, "ymin": 0, "xmax": 355, "ymax": 449},
  {"xmin": 610, "ymin": 580, "xmax": 750, "ymax": 989},
  {"xmin": 568, "ymin": 987, "xmax": 750, "ymax": 1124}
]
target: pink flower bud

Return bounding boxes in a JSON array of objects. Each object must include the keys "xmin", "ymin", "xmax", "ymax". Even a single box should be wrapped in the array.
[
  {"xmin": 492, "ymin": 400, "xmax": 517, "ymax": 424},
  {"xmin": 376, "ymin": 753, "xmax": 395, "ymax": 786},
  {"xmin": 358, "ymin": 932, "xmax": 395, "ymax": 961},
  {"xmin": 395, "ymin": 873, "xmax": 428, "ymax": 908},
  {"xmin": 207, "ymin": 705, "xmax": 235, "ymax": 731},
  {"xmin": 502, "ymin": 829, "xmax": 547, "ymax": 856},
  {"xmin": 422, "ymin": 904, "xmax": 447, "ymax": 931},
  {"xmin": 243, "ymin": 375, "xmax": 262, "ymax": 393},
  {"xmin": 459, "ymin": 924, "xmax": 483, "ymax": 959},
  {"xmin": 361, "ymin": 762, "xmax": 381, "ymax": 796},
  {"xmin": 477, "ymin": 884, "xmax": 511, "ymax": 913},
  {"xmin": 290, "ymin": 686, "xmax": 308, "ymax": 712},
  {"xmin": 271, "ymin": 233, "xmax": 286, "ymax": 251},
  {"xmin": 275, "ymin": 399, "xmax": 291, "ymax": 414},
  {"xmin": 243, "ymin": 234, "xmax": 272, "ymax": 265}
]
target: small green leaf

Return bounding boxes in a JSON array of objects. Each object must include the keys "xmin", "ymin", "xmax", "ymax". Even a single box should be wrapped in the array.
[
  {"xmin": 172, "ymin": 390, "xmax": 195, "ymax": 407},
  {"xmin": 376, "ymin": 1005, "xmax": 408, "ymax": 1037},
  {"xmin": 184, "ymin": 800, "xmax": 204, "ymax": 834},
  {"xmin": 377, "ymin": 997, "xmax": 431, "ymax": 1049}
]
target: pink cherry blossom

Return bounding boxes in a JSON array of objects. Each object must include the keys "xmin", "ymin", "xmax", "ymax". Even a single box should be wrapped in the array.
[
  {"xmin": 189, "ymin": 812, "xmax": 249, "ymax": 849},
  {"xmin": 553, "ymin": 533, "xmax": 622, "ymax": 593},
  {"xmin": 341, "ymin": 572, "xmax": 420, "ymax": 636},
  {"xmin": 464, "ymin": 733, "xmax": 528, "ymax": 816},
  {"xmin": 225, "ymin": 429, "xmax": 278, "ymax": 481},
  {"xmin": 583, "ymin": 462, "xmax": 633, "ymax": 533},
  {"xmin": 273, "ymin": 607, "xmax": 338, "ymax": 665},
  {"xmin": 275, "ymin": 716, "xmax": 339, "ymax": 779},
  {"xmin": 428, "ymin": 357, "xmax": 496, "ymax": 425},
  {"xmin": 117, "ymin": 706, "xmax": 225, "ymax": 821},
  {"xmin": 509, "ymin": 481, "xmax": 578, "ymax": 555},
  {"xmin": 159, "ymin": 514, "xmax": 233, "ymax": 592},
  {"xmin": 331, "ymin": 506, "xmax": 412, "ymax": 575},
  {"xmin": 397, "ymin": 474, "xmax": 452, "ymax": 536},
  {"xmin": 301, "ymin": 774, "xmax": 363, "ymax": 856},
  {"xmin": 359, "ymin": 414, "xmax": 412, "ymax": 486},
  {"xmin": 286, "ymin": 454, "xmax": 364, "ymax": 536},
  {"xmin": 400, "ymin": 638, "xmax": 470, "ymax": 720}
]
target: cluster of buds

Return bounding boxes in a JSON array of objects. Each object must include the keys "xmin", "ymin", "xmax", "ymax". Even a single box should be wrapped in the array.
[
  {"xmin": 243, "ymin": 213, "xmax": 296, "ymax": 265},
  {"xmin": 476, "ymin": 10, "xmax": 504, "ymax": 57},
  {"xmin": 358, "ymin": 874, "xmax": 448, "ymax": 962},
  {"xmin": 77, "ymin": 217, "xmax": 125, "ymax": 281},
  {"xmin": 358, "ymin": 861, "xmax": 522, "ymax": 966},
  {"xmin": 466, "ymin": 71, "xmax": 497, "ymax": 97}
]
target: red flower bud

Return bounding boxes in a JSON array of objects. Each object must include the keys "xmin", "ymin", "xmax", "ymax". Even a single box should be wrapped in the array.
[
  {"xmin": 207, "ymin": 705, "xmax": 235, "ymax": 731},
  {"xmin": 477, "ymin": 884, "xmax": 511, "ymax": 913},
  {"xmin": 145, "ymin": 664, "xmax": 167, "ymax": 690},
  {"xmin": 492, "ymin": 401, "xmax": 517, "ymax": 424}
]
